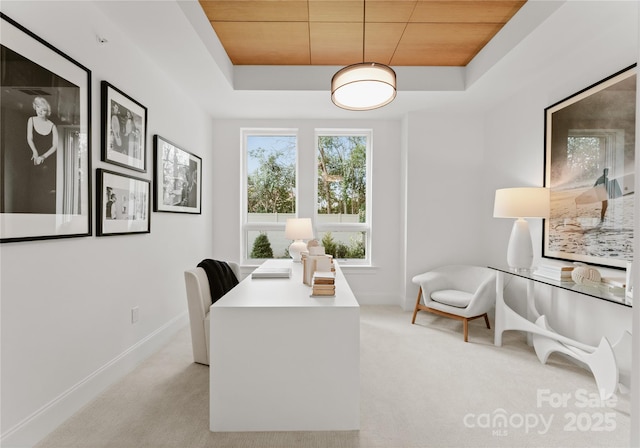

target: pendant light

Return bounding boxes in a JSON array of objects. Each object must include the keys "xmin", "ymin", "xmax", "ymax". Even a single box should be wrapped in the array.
[{"xmin": 331, "ymin": 1, "xmax": 397, "ymax": 111}]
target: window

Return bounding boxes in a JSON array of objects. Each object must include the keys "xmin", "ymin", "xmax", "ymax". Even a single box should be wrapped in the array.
[
  {"xmin": 315, "ymin": 130, "xmax": 371, "ymax": 264},
  {"xmin": 567, "ymin": 129, "xmax": 625, "ymax": 185},
  {"xmin": 242, "ymin": 129, "xmax": 297, "ymax": 262},
  {"xmin": 241, "ymin": 128, "xmax": 371, "ymax": 265}
]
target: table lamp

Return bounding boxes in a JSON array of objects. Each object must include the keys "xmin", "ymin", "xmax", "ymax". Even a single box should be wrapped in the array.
[
  {"xmin": 493, "ymin": 187, "xmax": 550, "ymax": 271},
  {"xmin": 285, "ymin": 218, "xmax": 314, "ymax": 262}
]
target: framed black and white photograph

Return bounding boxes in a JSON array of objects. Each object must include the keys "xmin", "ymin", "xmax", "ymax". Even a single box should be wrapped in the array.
[
  {"xmin": 543, "ymin": 64, "xmax": 636, "ymax": 269},
  {"xmin": 101, "ymin": 81, "xmax": 147, "ymax": 172},
  {"xmin": 0, "ymin": 13, "xmax": 91, "ymax": 243},
  {"xmin": 97, "ymin": 169, "xmax": 150, "ymax": 236},
  {"xmin": 153, "ymin": 135, "xmax": 202, "ymax": 214}
]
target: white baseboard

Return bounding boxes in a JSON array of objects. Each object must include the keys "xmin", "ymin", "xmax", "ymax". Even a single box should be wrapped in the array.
[
  {"xmin": 1, "ymin": 313, "xmax": 188, "ymax": 448},
  {"xmin": 401, "ymin": 295, "xmax": 415, "ymax": 311}
]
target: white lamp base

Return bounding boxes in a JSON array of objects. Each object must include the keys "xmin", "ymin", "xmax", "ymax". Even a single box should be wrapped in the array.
[
  {"xmin": 507, "ymin": 218, "xmax": 534, "ymax": 271},
  {"xmin": 288, "ymin": 240, "xmax": 307, "ymax": 263}
]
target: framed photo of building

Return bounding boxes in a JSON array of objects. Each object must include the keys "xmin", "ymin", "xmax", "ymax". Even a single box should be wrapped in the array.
[
  {"xmin": 153, "ymin": 135, "xmax": 202, "ymax": 214},
  {"xmin": 101, "ymin": 81, "xmax": 147, "ymax": 172},
  {"xmin": 97, "ymin": 169, "xmax": 150, "ymax": 236},
  {"xmin": 0, "ymin": 13, "xmax": 91, "ymax": 243},
  {"xmin": 543, "ymin": 64, "xmax": 636, "ymax": 269}
]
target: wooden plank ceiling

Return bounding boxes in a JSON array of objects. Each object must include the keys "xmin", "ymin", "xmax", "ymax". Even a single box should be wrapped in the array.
[{"xmin": 198, "ymin": 0, "xmax": 527, "ymax": 66}]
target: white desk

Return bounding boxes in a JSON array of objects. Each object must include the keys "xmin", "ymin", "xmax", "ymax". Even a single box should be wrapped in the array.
[{"xmin": 209, "ymin": 260, "xmax": 360, "ymax": 432}]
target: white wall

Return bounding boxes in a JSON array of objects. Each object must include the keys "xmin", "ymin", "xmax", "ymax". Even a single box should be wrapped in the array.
[
  {"xmin": 402, "ymin": 111, "xmax": 488, "ymax": 305},
  {"xmin": 632, "ymin": 6, "xmax": 640, "ymax": 446},
  {"xmin": 0, "ymin": 2, "xmax": 215, "ymax": 446},
  {"xmin": 210, "ymin": 119, "xmax": 403, "ymax": 304}
]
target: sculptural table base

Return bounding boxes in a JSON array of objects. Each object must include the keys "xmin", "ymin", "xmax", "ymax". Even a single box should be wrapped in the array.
[{"xmin": 491, "ymin": 268, "xmax": 630, "ymax": 400}]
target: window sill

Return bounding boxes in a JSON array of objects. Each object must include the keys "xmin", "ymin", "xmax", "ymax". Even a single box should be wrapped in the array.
[
  {"xmin": 336, "ymin": 264, "xmax": 378, "ymax": 274},
  {"xmin": 239, "ymin": 261, "xmax": 378, "ymax": 275}
]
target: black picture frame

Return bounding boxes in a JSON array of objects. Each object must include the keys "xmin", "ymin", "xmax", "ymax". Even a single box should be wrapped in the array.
[
  {"xmin": 543, "ymin": 64, "xmax": 636, "ymax": 269},
  {"xmin": 96, "ymin": 168, "xmax": 150, "ymax": 236},
  {"xmin": 153, "ymin": 135, "xmax": 202, "ymax": 214},
  {"xmin": 0, "ymin": 13, "xmax": 92, "ymax": 243},
  {"xmin": 101, "ymin": 81, "xmax": 147, "ymax": 172}
]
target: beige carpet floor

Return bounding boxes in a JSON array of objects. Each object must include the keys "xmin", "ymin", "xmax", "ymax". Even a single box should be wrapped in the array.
[{"xmin": 35, "ymin": 306, "xmax": 630, "ymax": 448}]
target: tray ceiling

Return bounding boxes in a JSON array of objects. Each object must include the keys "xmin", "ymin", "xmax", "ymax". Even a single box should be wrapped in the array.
[{"xmin": 198, "ymin": 0, "xmax": 527, "ymax": 67}]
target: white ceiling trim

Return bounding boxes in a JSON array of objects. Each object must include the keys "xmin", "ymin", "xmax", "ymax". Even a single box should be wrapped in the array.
[
  {"xmin": 233, "ymin": 65, "xmax": 466, "ymax": 91},
  {"xmin": 465, "ymin": 0, "xmax": 566, "ymax": 88}
]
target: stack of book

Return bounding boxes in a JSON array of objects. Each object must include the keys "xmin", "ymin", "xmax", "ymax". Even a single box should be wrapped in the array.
[
  {"xmin": 303, "ymin": 252, "xmax": 334, "ymax": 285},
  {"xmin": 534, "ymin": 262, "xmax": 574, "ymax": 281},
  {"xmin": 311, "ymin": 271, "xmax": 335, "ymax": 296}
]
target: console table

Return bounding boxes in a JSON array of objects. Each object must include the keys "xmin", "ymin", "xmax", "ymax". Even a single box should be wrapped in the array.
[
  {"xmin": 209, "ymin": 259, "xmax": 360, "ymax": 432},
  {"xmin": 490, "ymin": 266, "xmax": 631, "ymax": 400}
]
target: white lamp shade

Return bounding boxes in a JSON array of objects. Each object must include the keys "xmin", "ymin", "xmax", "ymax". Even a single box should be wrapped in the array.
[
  {"xmin": 285, "ymin": 218, "xmax": 314, "ymax": 240},
  {"xmin": 493, "ymin": 187, "xmax": 550, "ymax": 218},
  {"xmin": 331, "ymin": 63, "xmax": 397, "ymax": 111}
]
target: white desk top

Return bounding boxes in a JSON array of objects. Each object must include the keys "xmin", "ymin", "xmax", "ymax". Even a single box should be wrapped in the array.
[{"xmin": 213, "ymin": 259, "xmax": 359, "ymax": 308}]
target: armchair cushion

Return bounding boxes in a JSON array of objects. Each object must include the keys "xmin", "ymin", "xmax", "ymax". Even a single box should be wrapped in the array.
[{"xmin": 431, "ymin": 289, "xmax": 473, "ymax": 308}]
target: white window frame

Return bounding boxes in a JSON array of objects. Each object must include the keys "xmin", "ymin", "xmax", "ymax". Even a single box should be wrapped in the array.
[
  {"xmin": 314, "ymin": 129, "xmax": 372, "ymax": 266},
  {"xmin": 240, "ymin": 128, "xmax": 299, "ymax": 265}
]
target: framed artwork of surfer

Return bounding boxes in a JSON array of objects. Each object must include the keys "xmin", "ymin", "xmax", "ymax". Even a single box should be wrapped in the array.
[
  {"xmin": 0, "ymin": 14, "xmax": 92, "ymax": 243},
  {"xmin": 543, "ymin": 64, "xmax": 636, "ymax": 269}
]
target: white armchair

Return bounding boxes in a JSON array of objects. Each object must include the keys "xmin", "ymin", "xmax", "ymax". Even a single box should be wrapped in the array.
[
  {"xmin": 184, "ymin": 261, "xmax": 240, "ymax": 365},
  {"xmin": 411, "ymin": 265, "xmax": 496, "ymax": 342}
]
